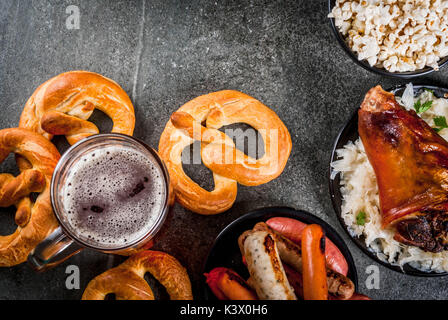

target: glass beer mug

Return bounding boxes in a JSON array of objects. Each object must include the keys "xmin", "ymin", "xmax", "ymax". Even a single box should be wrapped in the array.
[{"xmin": 28, "ymin": 134, "xmax": 171, "ymax": 271}]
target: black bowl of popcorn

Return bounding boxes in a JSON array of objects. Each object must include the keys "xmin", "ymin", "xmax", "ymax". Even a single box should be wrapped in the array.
[{"xmin": 328, "ymin": 0, "xmax": 448, "ymax": 78}]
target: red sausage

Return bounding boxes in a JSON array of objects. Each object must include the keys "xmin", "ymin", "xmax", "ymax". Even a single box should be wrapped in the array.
[
  {"xmin": 266, "ymin": 217, "xmax": 349, "ymax": 276},
  {"xmin": 205, "ymin": 267, "xmax": 257, "ymax": 300},
  {"xmin": 301, "ymin": 224, "xmax": 328, "ymax": 300}
]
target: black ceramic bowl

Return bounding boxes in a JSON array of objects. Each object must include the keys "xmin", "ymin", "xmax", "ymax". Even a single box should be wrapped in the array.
[
  {"xmin": 202, "ymin": 206, "xmax": 358, "ymax": 300},
  {"xmin": 329, "ymin": 84, "xmax": 448, "ymax": 276},
  {"xmin": 328, "ymin": 0, "xmax": 448, "ymax": 78}
]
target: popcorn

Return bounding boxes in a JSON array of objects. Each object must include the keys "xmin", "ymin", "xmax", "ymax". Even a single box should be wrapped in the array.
[{"xmin": 329, "ymin": 0, "xmax": 448, "ymax": 72}]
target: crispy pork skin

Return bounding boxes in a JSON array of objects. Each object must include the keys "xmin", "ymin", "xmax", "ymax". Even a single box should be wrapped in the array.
[{"xmin": 358, "ymin": 86, "xmax": 448, "ymax": 252}]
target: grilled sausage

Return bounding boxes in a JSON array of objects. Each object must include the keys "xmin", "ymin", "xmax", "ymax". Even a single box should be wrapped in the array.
[
  {"xmin": 283, "ymin": 264, "xmax": 304, "ymax": 299},
  {"xmin": 301, "ymin": 224, "xmax": 328, "ymax": 300},
  {"xmin": 205, "ymin": 267, "xmax": 257, "ymax": 300},
  {"xmin": 253, "ymin": 222, "xmax": 355, "ymax": 300},
  {"xmin": 266, "ymin": 217, "xmax": 349, "ymax": 275},
  {"xmin": 284, "ymin": 264, "xmax": 368, "ymax": 301},
  {"xmin": 239, "ymin": 230, "xmax": 296, "ymax": 300},
  {"xmin": 253, "ymin": 222, "xmax": 303, "ymax": 271},
  {"xmin": 326, "ymin": 268, "xmax": 355, "ymax": 300}
]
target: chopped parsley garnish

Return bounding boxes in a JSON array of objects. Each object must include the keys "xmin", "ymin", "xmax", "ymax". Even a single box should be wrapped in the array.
[
  {"xmin": 433, "ymin": 116, "xmax": 448, "ymax": 133},
  {"xmin": 414, "ymin": 100, "xmax": 433, "ymax": 114},
  {"xmin": 425, "ymin": 88, "xmax": 434, "ymax": 95},
  {"xmin": 356, "ymin": 211, "xmax": 366, "ymax": 226}
]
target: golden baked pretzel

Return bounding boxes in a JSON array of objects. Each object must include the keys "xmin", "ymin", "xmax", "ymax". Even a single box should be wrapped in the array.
[
  {"xmin": 0, "ymin": 128, "xmax": 60, "ymax": 266},
  {"xmin": 82, "ymin": 250, "xmax": 193, "ymax": 300},
  {"xmin": 19, "ymin": 70, "xmax": 135, "ymax": 145},
  {"xmin": 158, "ymin": 90, "xmax": 292, "ymax": 215}
]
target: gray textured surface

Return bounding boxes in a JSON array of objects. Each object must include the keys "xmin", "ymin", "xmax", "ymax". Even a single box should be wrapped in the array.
[{"xmin": 0, "ymin": 0, "xmax": 447, "ymax": 300}]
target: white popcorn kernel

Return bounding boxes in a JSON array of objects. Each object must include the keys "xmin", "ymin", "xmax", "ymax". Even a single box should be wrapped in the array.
[{"xmin": 367, "ymin": 56, "xmax": 378, "ymax": 66}]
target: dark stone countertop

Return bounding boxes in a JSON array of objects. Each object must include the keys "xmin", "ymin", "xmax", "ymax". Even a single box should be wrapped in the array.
[{"xmin": 0, "ymin": 0, "xmax": 447, "ymax": 300}]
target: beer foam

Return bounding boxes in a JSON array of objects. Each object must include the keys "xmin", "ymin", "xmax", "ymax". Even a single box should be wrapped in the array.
[{"xmin": 62, "ymin": 145, "xmax": 166, "ymax": 249}]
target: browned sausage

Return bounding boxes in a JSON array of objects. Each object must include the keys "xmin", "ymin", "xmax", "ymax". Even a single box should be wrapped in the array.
[
  {"xmin": 266, "ymin": 217, "xmax": 349, "ymax": 275},
  {"xmin": 253, "ymin": 222, "xmax": 354, "ymax": 300},
  {"xmin": 238, "ymin": 230, "xmax": 296, "ymax": 300}
]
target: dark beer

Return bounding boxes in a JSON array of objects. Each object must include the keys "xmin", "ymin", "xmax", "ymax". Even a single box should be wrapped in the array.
[{"xmin": 61, "ymin": 145, "xmax": 166, "ymax": 249}]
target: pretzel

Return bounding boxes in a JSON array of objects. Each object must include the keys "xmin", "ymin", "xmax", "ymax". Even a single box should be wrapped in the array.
[
  {"xmin": 158, "ymin": 90, "xmax": 292, "ymax": 215},
  {"xmin": 82, "ymin": 250, "xmax": 193, "ymax": 300},
  {"xmin": 19, "ymin": 70, "xmax": 135, "ymax": 145},
  {"xmin": 0, "ymin": 128, "xmax": 60, "ymax": 266}
]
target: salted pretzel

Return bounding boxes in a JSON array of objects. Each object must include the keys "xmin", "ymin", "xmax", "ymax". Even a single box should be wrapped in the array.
[
  {"xmin": 0, "ymin": 128, "xmax": 60, "ymax": 266},
  {"xmin": 82, "ymin": 250, "xmax": 193, "ymax": 300},
  {"xmin": 159, "ymin": 90, "xmax": 292, "ymax": 215},
  {"xmin": 19, "ymin": 70, "xmax": 135, "ymax": 145}
]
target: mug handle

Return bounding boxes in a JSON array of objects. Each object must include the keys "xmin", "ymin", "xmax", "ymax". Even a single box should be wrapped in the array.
[{"xmin": 28, "ymin": 227, "xmax": 83, "ymax": 272}]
